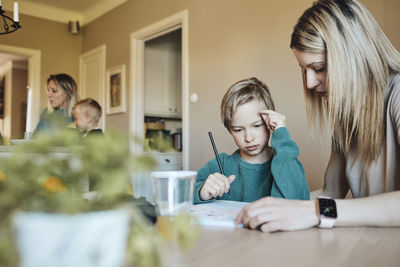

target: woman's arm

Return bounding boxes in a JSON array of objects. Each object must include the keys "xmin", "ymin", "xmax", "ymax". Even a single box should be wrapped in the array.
[
  {"xmin": 235, "ymin": 190, "xmax": 400, "ymax": 232},
  {"xmin": 335, "ymin": 191, "xmax": 400, "ymax": 227},
  {"xmin": 235, "ymin": 151, "xmax": 399, "ymax": 231}
]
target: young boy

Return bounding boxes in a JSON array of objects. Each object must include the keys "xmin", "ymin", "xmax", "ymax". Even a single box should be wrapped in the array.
[
  {"xmin": 194, "ymin": 77, "xmax": 309, "ymax": 204},
  {"xmin": 72, "ymin": 98, "xmax": 104, "ymax": 137}
]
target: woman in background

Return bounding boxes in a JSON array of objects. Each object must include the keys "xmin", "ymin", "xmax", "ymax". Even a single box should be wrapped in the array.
[
  {"xmin": 236, "ymin": 0, "xmax": 400, "ymax": 231},
  {"xmin": 34, "ymin": 73, "xmax": 79, "ymax": 134}
]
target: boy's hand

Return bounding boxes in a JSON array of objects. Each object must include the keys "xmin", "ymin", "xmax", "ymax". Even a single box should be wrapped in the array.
[
  {"xmin": 199, "ymin": 173, "xmax": 235, "ymax": 201},
  {"xmin": 259, "ymin": 110, "xmax": 286, "ymax": 133}
]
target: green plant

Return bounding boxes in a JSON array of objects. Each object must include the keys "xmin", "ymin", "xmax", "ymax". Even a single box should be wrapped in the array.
[{"xmin": 0, "ymin": 129, "xmax": 200, "ymax": 266}]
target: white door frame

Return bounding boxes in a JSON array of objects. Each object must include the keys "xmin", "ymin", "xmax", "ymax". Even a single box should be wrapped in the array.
[
  {"xmin": 130, "ymin": 10, "xmax": 189, "ymax": 170},
  {"xmin": 79, "ymin": 45, "xmax": 106, "ymax": 129},
  {"xmin": 0, "ymin": 44, "xmax": 41, "ymax": 133}
]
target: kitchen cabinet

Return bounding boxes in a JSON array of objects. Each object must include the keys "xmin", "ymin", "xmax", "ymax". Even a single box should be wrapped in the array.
[
  {"xmin": 144, "ymin": 30, "xmax": 181, "ymax": 118},
  {"xmin": 146, "ymin": 151, "xmax": 183, "ymax": 171}
]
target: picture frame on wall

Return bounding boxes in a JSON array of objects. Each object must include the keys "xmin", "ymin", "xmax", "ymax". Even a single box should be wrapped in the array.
[{"xmin": 106, "ymin": 65, "xmax": 126, "ymax": 114}]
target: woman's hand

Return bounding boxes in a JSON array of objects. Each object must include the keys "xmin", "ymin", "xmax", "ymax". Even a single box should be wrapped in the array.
[
  {"xmin": 259, "ymin": 110, "xmax": 286, "ymax": 133},
  {"xmin": 199, "ymin": 173, "xmax": 235, "ymax": 201},
  {"xmin": 235, "ymin": 197, "xmax": 319, "ymax": 232}
]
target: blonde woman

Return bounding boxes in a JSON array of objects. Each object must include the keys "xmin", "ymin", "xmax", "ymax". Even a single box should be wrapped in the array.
[
  {"xmin": 34, "ymin": 74, "xmax": 80, "ymax": 134},
  {"xmin": 236, "ymin": 0, "xmax": 400, "ymax": 232}
]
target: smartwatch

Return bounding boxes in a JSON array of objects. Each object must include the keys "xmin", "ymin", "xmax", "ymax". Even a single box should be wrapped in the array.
[{"xmin": 315, "ymin": 197, "xmax": 337, "ymax": 228}]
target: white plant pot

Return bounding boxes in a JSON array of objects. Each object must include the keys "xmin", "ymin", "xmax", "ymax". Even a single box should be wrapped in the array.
[{"xmin": 13, "ymin": 210, "xmax": 130, "ymax": 267}]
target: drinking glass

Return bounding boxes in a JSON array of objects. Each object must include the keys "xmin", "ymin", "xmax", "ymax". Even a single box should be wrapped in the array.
[{"xmin": 151, "ymin": 171, "xmax": 197, "ymax": 216}]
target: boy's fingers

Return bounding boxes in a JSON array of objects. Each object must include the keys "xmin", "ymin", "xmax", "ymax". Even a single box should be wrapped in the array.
[
  {"xmin": 260, "ymin": 109, "xmax": 274, "ymax": 114},
  {"xmin": 204, "ymin": 185, "xmax": 217, "ymax": 197},
  {"xmin": 260, "ymin": 113, "xmax": 268, "ymax": 122},
  {"xmin": 220, "ymin": 177, "xmax": 230, "ymax": 193},
  {"xmin": 209, "ymin": 174, "xmax": 236, "ymax": 196},
  {"xmin": 209, "ymin": 180, "xmax": 224, "ymax": 196},
  {"xmin": 220, "ymin": 177, "xmax": 232, "ymax": 193},
  {"xmin": 213, "ymin": 176, "xmax": 225, "ymax": 187},
  {"xmin": 216, "ymin": 180, "xmax": 226, "ymax": 196},
  {"xmin": 260, "ymin": 112, "xmax": 276, "ymax": 131},
  {"xmin": 211, "ymin": 176, "xmax": 226, "ymax": 195}
]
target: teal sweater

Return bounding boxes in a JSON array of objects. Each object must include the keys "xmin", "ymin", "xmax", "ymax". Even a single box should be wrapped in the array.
[
  {"xmin": 193, "ymin": 127, "xmax": 310, "ymax": 204},
  {"xmin": 34, "ymin": 108, "xmax": 73, "ymax": 135}
]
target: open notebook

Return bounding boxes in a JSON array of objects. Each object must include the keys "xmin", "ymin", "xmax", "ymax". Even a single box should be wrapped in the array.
[{"xmin": 188, "ymin": 200, "xmax": 249, "ymax": 227}]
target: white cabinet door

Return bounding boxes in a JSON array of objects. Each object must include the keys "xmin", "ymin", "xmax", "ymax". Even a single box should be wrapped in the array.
[
  {"xmin": 144, "ymin": 43, "xmax": 169, "ymax": 116},
  {"xmin": 167, "ymin": 41, "xmax": 181, "ymax": 115},
  {"xmin": 144, "ymin": 31, "xmax": 181, "ymax": 118}
]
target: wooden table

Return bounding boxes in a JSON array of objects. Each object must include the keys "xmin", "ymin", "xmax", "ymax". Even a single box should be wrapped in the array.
[{"xmin": 176, "ymin": 226, "xmax": 400, "ymax": 267}]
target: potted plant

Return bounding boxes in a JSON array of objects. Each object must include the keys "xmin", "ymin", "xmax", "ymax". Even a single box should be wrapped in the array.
[{"xmin": 0, "ymin": 129, "xmax": 200, "ymax": 267}]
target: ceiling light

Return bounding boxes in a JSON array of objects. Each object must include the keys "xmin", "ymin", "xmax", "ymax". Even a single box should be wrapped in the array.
[{"xmin": 0, "ymin": 1, "xmax": 21, "ymax": 35}]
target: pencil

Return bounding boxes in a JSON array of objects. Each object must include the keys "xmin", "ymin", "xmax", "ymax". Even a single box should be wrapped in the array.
[{"xmin": 208, "ymin": 131, "xmax": 225, "ymax": 175}]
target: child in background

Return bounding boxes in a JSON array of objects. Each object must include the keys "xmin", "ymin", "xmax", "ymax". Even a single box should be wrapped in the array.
[
  {"xmin": 194, "ymin": 77, "xmax": 309, "ymax": 204},
  {"xmin": 72, "ymin": 98, "xmax": 104, "ymax": 137}
]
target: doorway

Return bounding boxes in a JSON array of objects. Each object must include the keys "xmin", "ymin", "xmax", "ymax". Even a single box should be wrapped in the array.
[
  {"xmin": 130, "ymin": 10, "xmax": 189, "ymax": 169},
  {"xmin": 0, "ymin": 45, "xmax": 41, "ymax": 140}
]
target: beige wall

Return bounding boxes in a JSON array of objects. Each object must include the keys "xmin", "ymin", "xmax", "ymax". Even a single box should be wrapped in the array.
[
  {"xmin": 383, "ymin": 0, "xmax": 400, "ymax": 51},
  {"xmin": 0, "ymin": 14, "xmax": 82, "ymax": 111},
  {"xmin": 82, "ymin": 0, "xmax": 400, "ymax": 190}
]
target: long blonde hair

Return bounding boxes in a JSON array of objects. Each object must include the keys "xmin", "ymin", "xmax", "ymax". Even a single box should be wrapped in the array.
[{"xmin": 290, "ymin": 0, "xmax": 400, "ymax": 163}]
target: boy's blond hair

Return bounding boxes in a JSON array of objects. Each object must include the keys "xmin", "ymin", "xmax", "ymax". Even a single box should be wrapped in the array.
[
  {"xmin": 73, "ymin": 98, "xmax": 102, "ymax": 125},
  {"xmin": 221, "ymin": 77, "xmax": 275, "ymax": 130}
]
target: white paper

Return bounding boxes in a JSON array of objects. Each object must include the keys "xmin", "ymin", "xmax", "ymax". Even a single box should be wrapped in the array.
[{"xmin": 189, "ymin": 200, "xmax": 249, "ymax": 227}]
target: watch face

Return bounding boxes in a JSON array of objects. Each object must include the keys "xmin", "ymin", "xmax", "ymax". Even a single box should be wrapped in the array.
[{"xmin": 319, "ymin": 198, "xmax": 337, "ymax": 218}]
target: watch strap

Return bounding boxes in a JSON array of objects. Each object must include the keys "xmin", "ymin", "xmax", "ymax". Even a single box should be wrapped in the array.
[{"xmin": 318, "ymin": 217, "xmax": 336, "ymax": 228}]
